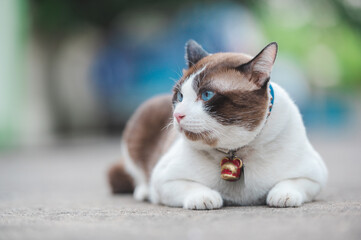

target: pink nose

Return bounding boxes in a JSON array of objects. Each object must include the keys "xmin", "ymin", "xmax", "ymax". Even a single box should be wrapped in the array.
[{"xmin": 174, "ymin": 113, "xmax": 185, "ymax": 123}]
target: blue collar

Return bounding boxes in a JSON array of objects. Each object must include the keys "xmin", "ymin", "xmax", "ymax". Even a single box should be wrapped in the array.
[{"xmin": 267, "ymin": 83, "xmax": 274, "ymax": 118}]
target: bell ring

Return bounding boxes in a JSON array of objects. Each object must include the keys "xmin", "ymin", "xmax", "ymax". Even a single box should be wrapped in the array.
[{"xmin": 220, "ymin": 157, "xmax": 243, "ymax": 181}]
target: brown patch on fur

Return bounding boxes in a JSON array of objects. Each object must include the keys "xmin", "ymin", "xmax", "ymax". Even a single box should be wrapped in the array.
[
  {"xmin": 109, "ymin": 43, "xmax": 277, "ymax": 193},
  {"xmin": 190, "ymin": 53, "xmax": 257, "ymax": 93},
  {"xmin": 174, "ymin": 52, "xmax": 269, "ymax": 130},
  {"xmin": 204, "ymin": 85, "xmax": 268, "ymax": 130},
  {"xmin": 108, "ymin": 162, "xmax": 134, "ymax": 193},
  {"xmin": 123, "ymin": 95, "xmax": 177, "ymax": 180},
  {"xmin": 183, "ymin": 130, "xmax": 218, "ymax": 146}
]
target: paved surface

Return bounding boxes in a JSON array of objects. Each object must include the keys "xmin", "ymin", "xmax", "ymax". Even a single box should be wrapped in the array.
[{"xmin": 0, "ymin": 135, "xmax": 360, "ymax": 240}]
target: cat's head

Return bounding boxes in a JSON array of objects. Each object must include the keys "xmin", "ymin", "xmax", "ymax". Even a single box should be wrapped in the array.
[{"xmin": 172, "ymin": 40, "xmax": 278, "ymax": 150}]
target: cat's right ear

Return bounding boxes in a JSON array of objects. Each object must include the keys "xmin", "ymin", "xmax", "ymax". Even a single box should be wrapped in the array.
[{"xmin": 185, "ymin": 40, "xmax": 209, "ymax": 68}]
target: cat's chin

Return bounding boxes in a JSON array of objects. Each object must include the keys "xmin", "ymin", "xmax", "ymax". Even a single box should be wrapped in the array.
[
  {"xmin": 175, "ymin": 123, "xmax": 258, "ymax": 150},
  {"xmin": 176, "ymin": 122, "xmax": 206, "ymax": 134},
  {"xmin": 177, "ymin": 127, "xmax": 218, "ymax": 147}
]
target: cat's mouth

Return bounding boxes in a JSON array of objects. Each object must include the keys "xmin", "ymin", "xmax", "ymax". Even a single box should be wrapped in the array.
[
  {"xmin": 175, "ymin": 122, "xmax": 216, "ymax": 144},
  {"xmin": 176, "ymin": 122, "xmax": 205, "ymax": 134},
  {"xmin": 182, "ymin": 129, "xmax": 217, "ymax": 145}
]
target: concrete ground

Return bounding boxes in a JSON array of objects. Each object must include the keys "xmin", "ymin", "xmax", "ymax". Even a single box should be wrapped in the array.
[{"xmin": 0, "ymin": 135, "xmax": 360, "ymax": 240}]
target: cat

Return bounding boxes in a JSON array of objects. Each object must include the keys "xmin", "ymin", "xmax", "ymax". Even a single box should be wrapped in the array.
[{"xmin": 108, "ymin": 40, "xmax": 328, "ymax": 209}]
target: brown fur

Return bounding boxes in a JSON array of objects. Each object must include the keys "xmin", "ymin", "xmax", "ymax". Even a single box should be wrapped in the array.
[
  {"xmin": 184, "ymin": 52, "xmax": 253, "ymax": 88},
  {"xmin": 123, "ymin": 95, "xmax": 176, "ymax": 178},
  {"xmin": 108, "ymin": 42, "xmax": 276, "ymax": 193},
  {"xmin": 173, "ymin": 52, "xmax": 269, "ymax": 131},
  {"xmin": 108, "ymin": 95, "xmax": 177, "ymax": 193},
  {"xmin": 183, "ymin": 130, "xmax": 218, "ymax": 146},
  {"xmin": 108, "ymin": 162, "xmax": 134, "ymax": 193},
  {"xmin": 204, "ymin": 85, "xmax": 268, "ymax": 130}
]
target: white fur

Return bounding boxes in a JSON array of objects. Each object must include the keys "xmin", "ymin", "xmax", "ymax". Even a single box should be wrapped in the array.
[
  {"xmin": 150, "ymin": 73, "xmax": 327, "ymax": 209},
  {"xmin": 127, "ymin": 69, "xmax": 328, "ymax": 209},
  {"xmin": 121, "ymin": 141, "xmax": 149, "ymax": 201},
  {"xmin": 173, "ymin": 71, "xmax": 263, "ymax": 150}
]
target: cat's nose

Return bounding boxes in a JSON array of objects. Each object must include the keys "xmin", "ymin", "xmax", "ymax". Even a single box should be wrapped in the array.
[{"xmin": 174, "ymin": 113, "xmax": 185, "ymax": 123}]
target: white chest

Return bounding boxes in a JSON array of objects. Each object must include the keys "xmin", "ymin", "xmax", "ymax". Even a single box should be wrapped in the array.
[{"xmin": 153, "ymin": 141, "xmax": 277, "ymax": 206}]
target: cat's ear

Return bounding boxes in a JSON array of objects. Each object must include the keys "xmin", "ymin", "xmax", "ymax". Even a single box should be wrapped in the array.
[
  {"xmin": 238, "ymin": 42, "xmax": 278, "ymax": 88},
  {"xmin": 185, "ymin": 40, "xmax": 209, "ymax": 68}
]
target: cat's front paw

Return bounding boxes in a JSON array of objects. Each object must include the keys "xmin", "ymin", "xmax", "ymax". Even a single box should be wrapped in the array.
[
  {"xmin": 183, "ymin": 190, "xmax": 223, "ymax": 210},
  {"xmin": 266, "ymin": 187, "xmax": 303, "ymax": 208}
]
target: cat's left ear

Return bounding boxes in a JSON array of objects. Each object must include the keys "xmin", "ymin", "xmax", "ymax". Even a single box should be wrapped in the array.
[
  {"xmin": 185, "ymin": 40, "xmax": 209, "ymax": 68},
  {"xmin": 238, "ymin": 42, "xmax": 278, "ymax": 88}
]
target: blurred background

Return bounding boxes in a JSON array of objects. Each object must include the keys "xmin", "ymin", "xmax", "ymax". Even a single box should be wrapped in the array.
[
  {"xmin": 1, "ymin": 0, "xmax": 361, "ymax": 149},
  {"xmin": 1, "ymin": 2, "xmax": 361, "ymax": 239}
]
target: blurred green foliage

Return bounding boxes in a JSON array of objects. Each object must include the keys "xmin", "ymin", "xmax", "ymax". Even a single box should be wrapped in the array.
[
  {"xmin": 0, "ymin": 0, "xmax": 29, "ymax": 149},
  {"xmin": 253, "ymin": 0, "xmax": 361, "ymax": 89},
  {"xmin": 30, "ymin": 0, "xmax": 220, "ymax": 32},
  {"xmin": 30, "ymin": 0, "xmax": 361, "ymax": 89}
]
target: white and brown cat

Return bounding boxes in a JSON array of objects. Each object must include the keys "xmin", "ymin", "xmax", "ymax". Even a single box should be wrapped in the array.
[{"xmin": 108, "ymin": 40, "xmax": 327, "ymax": 209}]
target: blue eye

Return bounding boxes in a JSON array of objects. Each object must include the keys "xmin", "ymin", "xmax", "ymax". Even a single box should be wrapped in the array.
[
  {"xmin": 177, "ymin": 92, "xmax": 183, "ymax": 102},
  {"xmin": 201, "ymin": 91, "xmax": 215, "ymax": 101}
]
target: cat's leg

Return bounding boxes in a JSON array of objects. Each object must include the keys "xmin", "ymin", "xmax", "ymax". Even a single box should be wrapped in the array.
[
  {"xmin": 121, "ymin": 142, "xmax": 149, "ymax": 201},
  {"xmin": 154, "ymin": 180, "xmax": 223, "ymax": 210},
  {"xmin": 266, "ymin": 178, "xmax": 321, "ymax": 207}
]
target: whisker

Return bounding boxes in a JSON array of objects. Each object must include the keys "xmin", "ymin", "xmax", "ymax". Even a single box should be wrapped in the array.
[{"xmin": 162, "ymin": 118, "xmax": 175, "ymax": 131}]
